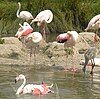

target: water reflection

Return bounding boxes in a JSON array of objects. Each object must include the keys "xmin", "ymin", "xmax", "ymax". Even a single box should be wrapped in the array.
[{"xmin": 0, "ymin": 65, "xmax": 100, "ymax": 99}]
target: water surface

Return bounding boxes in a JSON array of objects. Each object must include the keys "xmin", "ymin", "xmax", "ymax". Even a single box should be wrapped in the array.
[{"xmin": 0, "ymin": 65, "xmax": 100, "ymax": 99}]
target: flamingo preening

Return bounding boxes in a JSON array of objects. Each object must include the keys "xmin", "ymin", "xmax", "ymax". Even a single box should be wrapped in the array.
[
  {"xmin": 15, "ymin": 22, "xmax": 33, "ymax": 38},
  {"xmin": 15, "ymin": 22, "xmax": 42, "ymax": 64},
  {"xmin": 15, "ymin": 74, "xmax": 53, "ymax": 95},
  {"xmin": 56, "ymin": 31, "xmax": 79, "ymax": 72},
  {"xmin": 17, "ymin": 2, "xmax": 34, "ymax": 21},
  {"xmin": 30, "ymin": 10, "xmax": 53, "ymax": 42},
  {"xmin": 30, "ymin": 10, "xmax": 53, "ymax": 25}
]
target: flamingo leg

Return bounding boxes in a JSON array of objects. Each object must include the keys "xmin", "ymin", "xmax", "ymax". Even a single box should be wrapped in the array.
[{"xmin": 90, "ymin": 59, "xmax": 95, "ymax": 75}]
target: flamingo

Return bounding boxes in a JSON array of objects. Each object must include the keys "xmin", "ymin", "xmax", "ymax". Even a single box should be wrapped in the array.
[
  {"xmin": 56, "ymin": 31, "xmax": 79, "ymax": 72},
  {"xmin": 25, "ymin": 32, "xmax": 43, "ymax": 64},
  {"xmin": 85, "ymin": 14, "xmax": 100, "ymax": 42},
  {"xmin": 17, "ymin": 2, "xmax": 34, "ymax": 21},
  {"xmin": 26, "ymin": 32, "xmax": 42, "ymax": 43},
  {"xmin": 30, "ymin": 10, "xmax": 53, "ymax": 25},
  {"xmin": 15, "ymin": 22, "xmax": 33, "ymax": 38},
  {"xmin": 85, "ymin": 14, "xmax": 100, "ymax": 31},
  {"xmin": 15, "ymin": 74, "xmax": 53, "ymax": 95},
  {"xmin": 56, "ymin": 31, "xmax": 79, "ymax": 47},
  {"xmin": 82, "ymin": 47, "xmax": 97, "ymax": 75},
  {"xmin": 30, "ymin": 10, "xmax": 53, "ymax": 41}
]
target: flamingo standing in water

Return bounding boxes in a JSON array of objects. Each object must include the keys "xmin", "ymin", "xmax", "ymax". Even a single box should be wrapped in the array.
[
  {"xmin": 15, "ymin": 74, "xmax": 53, "ymax": 95},
  {"xmin": 85, "ymin": 14, "xmax": 100, "ymax": 42},
  {"xmin": 30, "ymin": 10, "xmax": 53, "ymax": 42},
  {"xmin": 17, "ymin": 2, "xmax": 34, "ymax": 21},
  {"xmin": 56, "ymin": 31, "xmax": 79, "ymax": 72}
]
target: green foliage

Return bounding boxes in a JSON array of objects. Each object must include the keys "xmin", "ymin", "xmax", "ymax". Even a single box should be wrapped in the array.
[
  {"xmin": 0, "ymin": 0, "xmax": 100, "ymax": 38},
  {"xmin": 0, "ymin": 38, "xmax": 5, "ymax": 44},
  {"xmin": 64, "ymin": 48, "xmax": 74, "ymax": 55}
]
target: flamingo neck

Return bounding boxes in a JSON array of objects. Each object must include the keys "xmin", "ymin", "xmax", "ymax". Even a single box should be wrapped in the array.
[
  {"xmin": 17, "ymin": 3, "xmax": 21, "ymax": 18},
  {"xmin": 16, "ymin": 77, "xmax": 26, "ymax": 95}
]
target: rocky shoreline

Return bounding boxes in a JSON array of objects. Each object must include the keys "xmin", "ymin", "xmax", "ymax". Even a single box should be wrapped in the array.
[{"xmin": 0, "ymin": 32, "xmax": 100, "ymax": 72}]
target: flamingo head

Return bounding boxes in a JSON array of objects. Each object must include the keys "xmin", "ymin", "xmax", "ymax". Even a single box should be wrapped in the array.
[
  {"xmin": 15, "ymin": 74, "xmax": 25, "ymax": 83},
  {"xmin": 56, "ymin": 33, "xmax": 71, "ymax": 43},
  {"xmin": 18, "ymin": 2, "xmax": 21, "ymax": 6}
]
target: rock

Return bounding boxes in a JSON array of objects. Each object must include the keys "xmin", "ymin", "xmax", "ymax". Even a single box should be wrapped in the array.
[{"xmin": 2, "ymin": 37, "xmax": 22, "ymax": 45}]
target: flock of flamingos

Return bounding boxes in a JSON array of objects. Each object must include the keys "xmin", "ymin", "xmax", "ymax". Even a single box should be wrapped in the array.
[{"xmin": 14, "ymin": 2, "xmax": 100, "ymax": 96}]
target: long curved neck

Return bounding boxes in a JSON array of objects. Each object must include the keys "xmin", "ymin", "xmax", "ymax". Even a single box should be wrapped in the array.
[
  {"xmin": 17, "ymin": 3, "xmax": 21, "ymax": 18},
  {"xmin": 16, "ymin": 77, "xmax": 26, "ymax": 94}
]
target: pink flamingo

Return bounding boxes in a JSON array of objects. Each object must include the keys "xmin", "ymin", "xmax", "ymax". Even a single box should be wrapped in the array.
[
  {"xmin": 17, "ymin": 2, "xmax": 34, "ymax": 21},
  {"xmin": 15, "ymin": 74, "xmax": 53, "ymax": 95},
  {"xmin": 56, "ymin": 31, "xmax": 79, "ymax": 47},
  {"xmin": 30, "ymin": 10, "xmax": 53, "ymax": 42},
  {"xmin": 15, "ymin": 22, "xmax": 33, "ymax": 38},
  {"xmin": 56, "ymin": 31, "xmax": 79, "ymax": 72}
]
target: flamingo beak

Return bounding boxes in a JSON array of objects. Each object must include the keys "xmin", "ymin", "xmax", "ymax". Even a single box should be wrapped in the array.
[
  {"xmin": 15, "ymin": 77, "xmax": 19, "ymax": 83},
  {"xmin": 15, "ymin": 79, "xmax": 17, "ymax": 83}
]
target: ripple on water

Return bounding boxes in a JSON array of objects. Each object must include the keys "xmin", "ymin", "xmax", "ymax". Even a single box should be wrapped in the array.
[{"xmin": 91, "ymin": 72, "xmax": 100, "ymax": 96}]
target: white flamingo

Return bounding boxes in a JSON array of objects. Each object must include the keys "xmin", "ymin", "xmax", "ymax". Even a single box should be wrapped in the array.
[
  {"xmin": 85, "ymin": 14, "xmax": 100, "ymax": 31},
  {"xmin": 30, "ymin": 10, "xmax": 53, "ymax": 41},
  {"xmin": 30, "ymin": 10, "xmax": 53, "ymax": 25},
  {"xmin": 26, "ymin": 32, "xmax": 42, "ymax": 43},
  {"xmin": 25, "ymin": 32, "xmax": 43, "ymax": 64},
  {"xmin": 15, "ymin": 22, "xmax": 33, "ymax": 38},
  {"xmin": 85, "ymin": 14, "xmax": 100, "ymax": 42},
  {"xmin": 15, "ymin": 74, "xmax": 53, "ymax": 95},
  {"xmin": 17, "ymin": 2, "xmax": 34, "ymax": 21}
]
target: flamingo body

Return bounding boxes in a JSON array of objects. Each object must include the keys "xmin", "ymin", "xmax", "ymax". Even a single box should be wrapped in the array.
[
  {"xmin": 85, "ymin": 14, "xmax": 100, "ymax": 31},
  {"xmin": 15, "ymin": 74, "xmax": 53, "ymax": 95},
  {"xmin": 56, "ymin": 31, "xmax": 79, "ymax": 47},
  {"xmin": 31, "ymin": 10, "xmax": 53, "ymax": 25},
  {"xmin": 26, "ymin": 32, "xmax": 42, "ymax": 43},
  {"xmin": 17, "ymin": 2, "xmax": 33, "ymax": 21},
  {"xmin": 15, "ymin": 22, "xmax": 33, "ymax": 38}
]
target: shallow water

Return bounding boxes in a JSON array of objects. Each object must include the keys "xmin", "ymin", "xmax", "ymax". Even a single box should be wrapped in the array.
[{"xmin": 0, "ymin": 65, "xmax": 100, "ymax": 99}]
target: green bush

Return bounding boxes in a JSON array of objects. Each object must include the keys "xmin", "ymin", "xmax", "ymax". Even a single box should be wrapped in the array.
[{"xmin": 0, "ymin": 0, "xmax": 100, "ymax": 38}]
